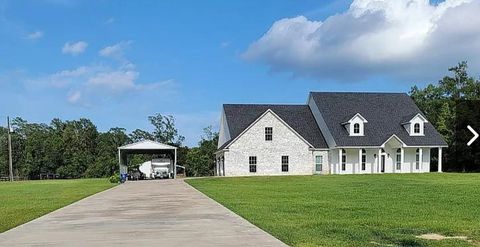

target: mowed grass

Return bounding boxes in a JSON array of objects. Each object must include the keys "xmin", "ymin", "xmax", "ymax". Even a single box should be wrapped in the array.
[
  {"xmin": 187, "ymin": 173, "xmax": 480, "ymax": 247},
  {"xmin": 0, "ymin": 179, "xmax": 115, "ymax": 233}
]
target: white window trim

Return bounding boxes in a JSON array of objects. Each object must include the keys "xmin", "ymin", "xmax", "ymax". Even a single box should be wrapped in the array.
[{"xmin": 315, "ymin": 155, "xmax": 323, "ymax": 173}]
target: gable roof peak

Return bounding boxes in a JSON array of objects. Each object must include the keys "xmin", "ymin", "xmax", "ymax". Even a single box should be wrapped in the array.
[
  {"xmin": 401, "ymin": 113, "xmax": 428, "ymax": 124},
  {"xmin": 220, "ymin": 104, "xmax": 328, "ymax": 150},
  {"xmin": 342, "ymin": 113, "xmax": 368, "ymax": 125}
]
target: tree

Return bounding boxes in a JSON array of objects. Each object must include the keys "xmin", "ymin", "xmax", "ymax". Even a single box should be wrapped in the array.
[
  {"xmin": 58, "ymin": 119, "xmax": 98, "ymax": 178},
  {"xmin": 186, "ymin": 126, "xmax": 218, "ymax": 177},
  {"xmin": 0, "ymin": 127, "xmax": 7, "ymax": 177},
  {"xmin": 129, "ymin": 129, "xmax": 154, "ymax": 143},
  {"xmin": 410, "ymin": 61, "xmax": 480, "ymax": 172},
  {"xmin": 86, "ymin": 128, "xmax": 129, "ymax": 177},
  {"xmin": 148, "ymin": 114, "xmax": 185, "ymax": 145}
]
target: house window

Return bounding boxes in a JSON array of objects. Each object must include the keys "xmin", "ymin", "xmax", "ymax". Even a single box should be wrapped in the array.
[
  {"xmin": 341, "ymin": 149, "xmax": 346, "ymax": 171},
  {"xmin": 265, "ymin": 127, "xmax": 273, "ymax": 141},
  {"xmin": 249, "ymin": 156, "xmax": 257, "ymax": 173},
  {"xmin": 415, "ymin": 148, "xmax": 420, "ymax": 169},
  {"xmin": 413, "ymin": 123, "xmax": 421, "ymax": 134},
  {"xmin": 315, "ymin": 155, "xmax": 323, "ymax": 172},
  {"xmin": 396, "ymin": 148, "xmax": 401, "ymax": 170},
  {"xmin": 281, "ymin": 156, "xmax": 289, "ymax": 172},
  {"xmin": 353, "ymin": 123, "xmax": 360, "ymax": 134},
  {"xmin": 361, "ymin": 149, "xmax": 366, "ymax": 171}
]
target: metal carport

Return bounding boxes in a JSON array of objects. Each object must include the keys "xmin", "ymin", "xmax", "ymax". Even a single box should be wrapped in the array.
[{"xmin": 118, "ymin": 140, "xmax": 177, "ymax": 179}]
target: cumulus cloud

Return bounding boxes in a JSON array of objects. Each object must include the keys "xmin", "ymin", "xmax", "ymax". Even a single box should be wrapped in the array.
[
  {"xmin": 28, "ymin": 63, "xmax": 175, "ymax": 106},
  {"xmin": 62, "ymin": 41, "xmax": 88, "ymax": 56},
  {"xmin": 244, "ymin": 0, "xmax": 480, "ymax": 82},
  {"xmin": 99, "ymin": 41, "xmax": 131, "ymax": 60},
  {"xmin": 18, "ymin": 40, "xmax": 174, "ymax": 106},
  {"xmin": 25, "ymin": 31, "xmax": 43, "ymax": 40}
]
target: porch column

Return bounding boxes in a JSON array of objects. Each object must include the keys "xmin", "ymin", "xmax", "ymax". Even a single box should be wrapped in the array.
[
  {"xmin": 358, "ymin": 149, "xmax": 362, "ymax": 174},
  {"xmin": 438, "ymin": 147, "xmax": 443, "ymax": 173},
  {"xmin": 371, "ymin": 150, "xmax": 375, "ymax": 174},
  {"xmin": 410, "ymin": 148, "xmax": 414, "ymax": 173},
  {"xmin": 330, "ymin": 158, "xmax": 334, "ymax": 174},
  {"xmin": 221, "ymin": 157, "xmax": 225, "ymax": 176},
  {"xmin": 377, "ymin": 148, "xmax": 381, "ymax": 173},
  {"xmin": 338, "ymin": 149, "xmax": 342, "ymax": 174},
  {"xmin": 419, "ymin": 148, "xmax": 423, "ymax": 172},
  {"xmin": 400, "ymin": 148, "xmax": 404, "ymax": 173},
  {"xmin": 392, "ymin": 150, "xmax": 395, "ymax": 174}
]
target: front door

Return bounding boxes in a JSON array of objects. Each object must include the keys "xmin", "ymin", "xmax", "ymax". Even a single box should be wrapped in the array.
[{"xmin": 380, "ymin": 155, "xmax": 385, "ymax": 173}]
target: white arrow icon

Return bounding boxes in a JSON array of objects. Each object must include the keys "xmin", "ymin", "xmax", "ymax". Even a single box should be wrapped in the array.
[{"xmin": 467, "ymin": 125, "xmax": 478, "ymax": 146}]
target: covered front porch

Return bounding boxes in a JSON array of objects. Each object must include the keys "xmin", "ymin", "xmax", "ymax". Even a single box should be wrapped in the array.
[{"xmin": 331, "ymin": 135, "xmax": 444, "ymax": 174}]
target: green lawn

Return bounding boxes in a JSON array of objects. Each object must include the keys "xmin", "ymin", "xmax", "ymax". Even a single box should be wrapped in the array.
[
  {"xmin": 187, "ymin": 173, "xmax": 480, "ymax": 247},
  {"xmin": 0, "ymin": 179, "xmax": 115, "ymax": 233}
]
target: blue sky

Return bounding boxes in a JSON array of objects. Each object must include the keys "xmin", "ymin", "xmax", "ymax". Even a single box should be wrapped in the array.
[{"xmin": 1, "ymin": 0, "xmax": 479, "ymax": 146}]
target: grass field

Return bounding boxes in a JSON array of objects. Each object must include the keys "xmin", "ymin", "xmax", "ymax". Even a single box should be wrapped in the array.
[
  {"xmin": 187, "ymin": 173, "xmax": 480, "ymax": 247},
  {"xmin": 0, "ymin": 179, "xmax": 115, "ymax": 233}
]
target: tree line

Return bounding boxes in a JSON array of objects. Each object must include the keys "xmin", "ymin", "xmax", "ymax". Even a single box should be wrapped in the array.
[
  {"xmin": 0, "ymin": 114, "xmax": 218, "ymax": 179},
  {"xmin": 410, "ymin": 61, "xmax": 480, "ymax": 172}
]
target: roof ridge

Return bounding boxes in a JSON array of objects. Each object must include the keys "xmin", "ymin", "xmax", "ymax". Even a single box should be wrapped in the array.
[
  {"xmin": 223, "ymin": 103, "xmax": 308, "ymax": 106},
  {"xmin": 310, "ymin": 91, "xmax": 407, "ymax": 95}
]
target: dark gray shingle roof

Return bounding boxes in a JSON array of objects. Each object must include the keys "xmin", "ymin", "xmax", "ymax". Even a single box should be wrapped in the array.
[
  {"xmin": 221, "ymin": 104, "xmax": 328, "ymax": 149},
  {"xmin": 310, "ymin": 92, "xmax": 447, "ymax": 147}
]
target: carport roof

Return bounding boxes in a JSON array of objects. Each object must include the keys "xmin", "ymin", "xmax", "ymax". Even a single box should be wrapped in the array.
[{"xmin": 118, "ymin": 140, "xmax": 177, "ymax": 150}]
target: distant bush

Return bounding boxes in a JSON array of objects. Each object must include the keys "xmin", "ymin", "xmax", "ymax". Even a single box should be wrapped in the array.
[{"xmin": 109, "ymin": 174, "xmax": 120, "ymax": 183}]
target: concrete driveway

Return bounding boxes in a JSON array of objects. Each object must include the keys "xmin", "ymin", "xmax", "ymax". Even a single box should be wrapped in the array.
[{"xmin": 0, "ymin": 179, "xmax": 287, "ymax": 247}]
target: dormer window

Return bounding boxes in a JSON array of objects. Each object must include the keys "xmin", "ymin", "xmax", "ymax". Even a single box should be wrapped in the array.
[
  {"xmin": 413, "ymin": 123, "xmax": 420, "ymax": 134},
  {"xmin": 402, "ymin": 113, "xmax": 427, "ymax": 136},
  {"xmin": 353, "ymin": 123, "xmax": 360, "ymax": 134},
  {"xmin": 342, "ymin": 113, "xmax": 367, "ymax": 136}
]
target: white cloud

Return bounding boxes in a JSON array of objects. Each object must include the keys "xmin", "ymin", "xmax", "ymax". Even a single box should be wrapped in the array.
[
  {"xmin": 67, "ymin": 90, "xmax": 81, "ymax": 104},
  {"xmin": 99, "ymin": 41, "xmax": 131, "ymax": 59},
  {"xmin": 87, "ymin": 69, "xmax": 139, "ymax": 92},
  {"xmin": 18, "ymin": 41, "xmax": 174, "ymax": 107},
  {"xmin": 28, "ymin": 63, "xmax": 175, "ymax": 106},
  {"xmin": 62, "ymin": 41, "xmax": 88, "ymax": 56},
  {"xmin": 244, "ymin": 0, "xmax": 480, "ymax": 82},
  {"xmin": 25, "ymin": 31, "xmax": 43, "ymax": 40}
]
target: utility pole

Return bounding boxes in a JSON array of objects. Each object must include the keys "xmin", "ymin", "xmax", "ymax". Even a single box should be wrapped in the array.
[{"xmin": 7, "ymin": 116, "xmax": 13, "ymax": 182}]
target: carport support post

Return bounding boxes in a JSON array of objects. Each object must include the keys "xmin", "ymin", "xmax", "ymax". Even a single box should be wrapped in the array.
[
  {"xmin": 118, "ymin": 149, "xmax": 121, "ymax": 178},
  {"xmin": 174, "ymin": 148, "xmax": 177, "ymax": 179}
]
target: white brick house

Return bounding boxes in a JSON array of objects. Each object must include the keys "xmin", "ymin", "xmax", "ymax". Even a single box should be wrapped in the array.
[{"xmin": 215, "ymin": 92, "xmax": 447, "ymax": 176}]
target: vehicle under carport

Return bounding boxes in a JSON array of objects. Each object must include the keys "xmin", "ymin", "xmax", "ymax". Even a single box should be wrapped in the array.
[{"xmin": 118, "ymin": 140, "xmax": 177, "ymax": 180}]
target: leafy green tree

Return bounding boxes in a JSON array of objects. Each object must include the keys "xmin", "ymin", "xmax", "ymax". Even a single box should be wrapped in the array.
[
  {"xmin": 148, "ymin": 114, "xmax": 185, "ymax": 145},
  {"xmin": 58, "ymin": 119, "xmax": 98, "ymax": 178},
  {"xmin": 129, "ymin": 129, "xmax": 154, "ymax": 143},
  {"xmin": 186, "ymin": 126, "xmax": 218, "ymax": 177},
  {"xmin": 410, "ymin": 61, "xmax": 480, "ymax": 171},
  {"xmin": 86, "ymin": 128, "xmax": 129, "ymax": 177},
  {"xmin": 0, "ymin": 127, "xmax": 7, "ymax": 177}
]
